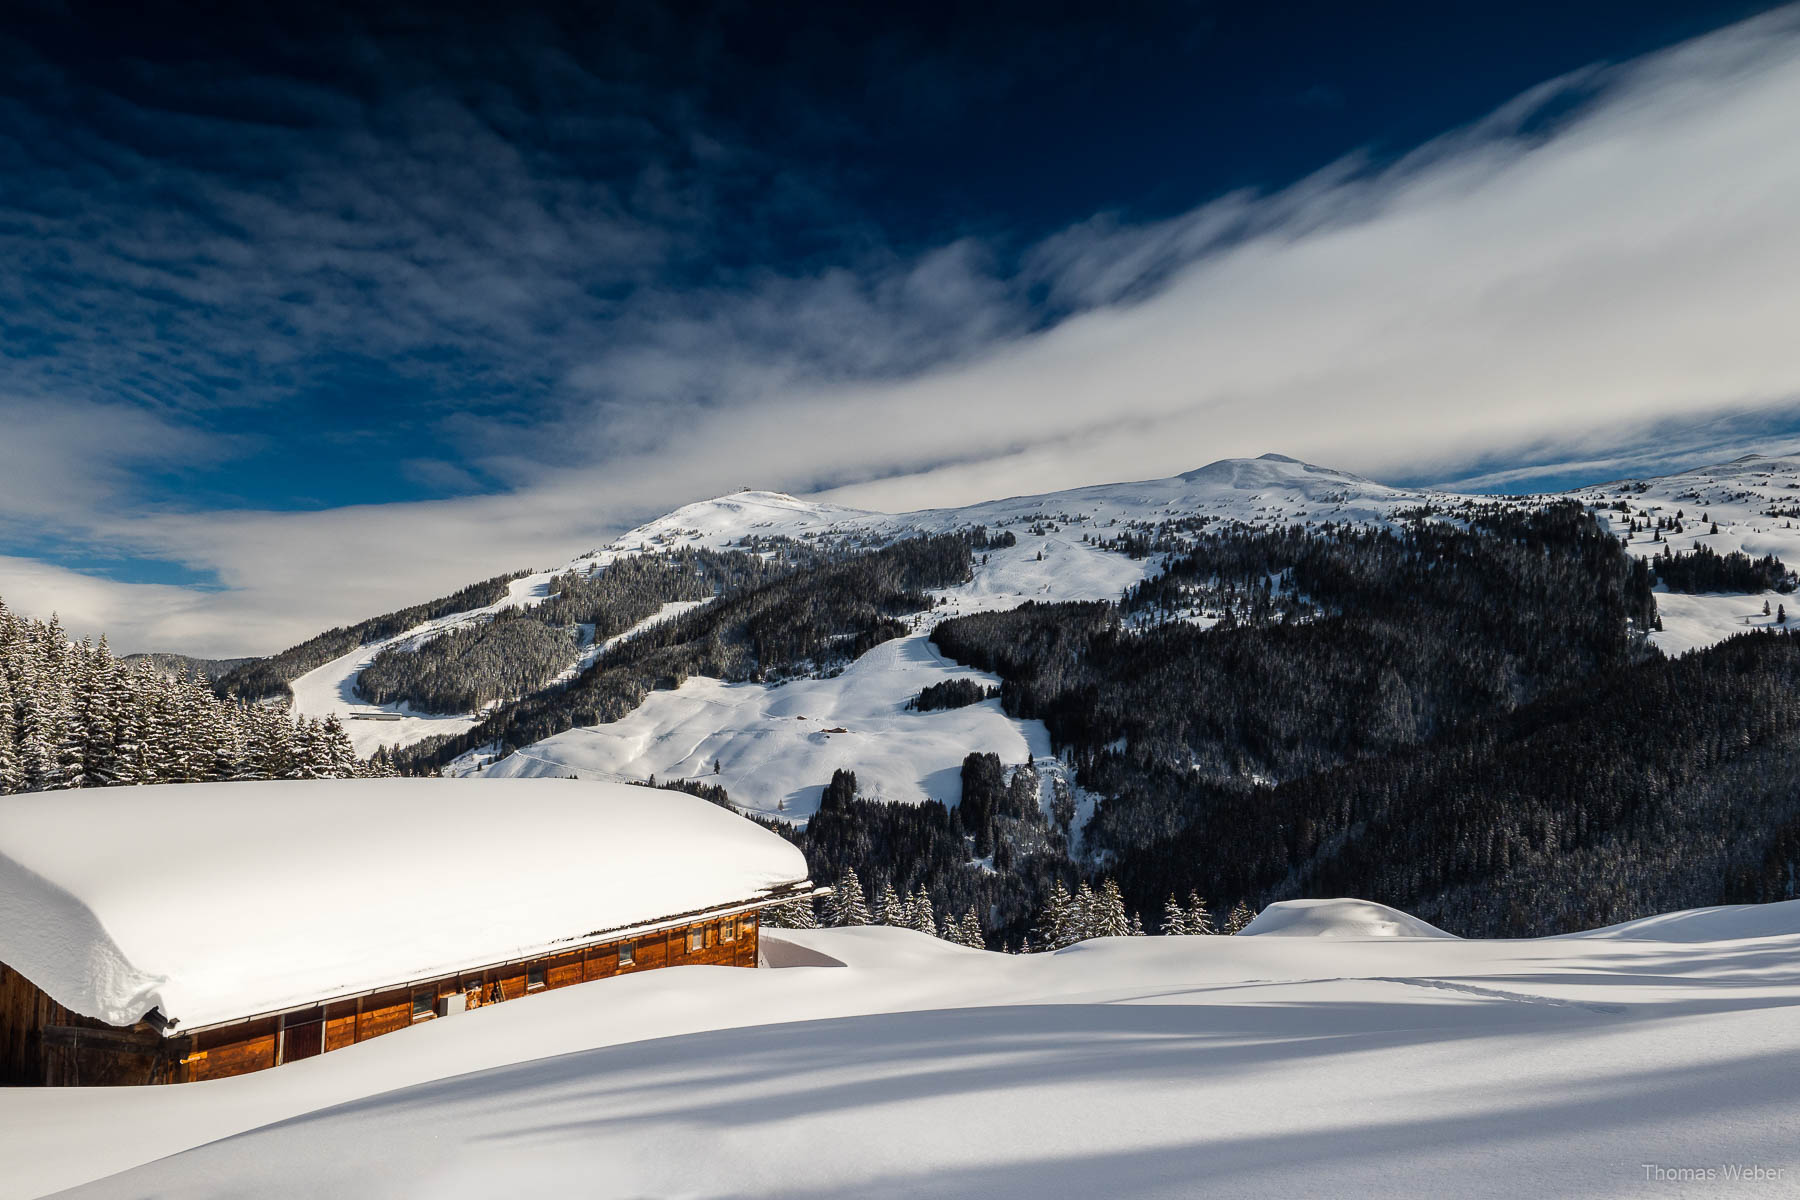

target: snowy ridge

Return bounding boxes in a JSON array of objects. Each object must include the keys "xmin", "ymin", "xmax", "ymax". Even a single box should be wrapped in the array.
[{"xmin": 0, "ymin": 778, "xmax": 810, "ymax": 1030}]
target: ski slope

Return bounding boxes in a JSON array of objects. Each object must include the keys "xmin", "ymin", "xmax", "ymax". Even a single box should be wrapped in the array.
[
  {"xmin": 287, "ymin": 570, "xmax": 560, "ymax": 756},
  {"xmin": 11, "ymin": 898, "xmax": 1800, "ymax": 1200}
]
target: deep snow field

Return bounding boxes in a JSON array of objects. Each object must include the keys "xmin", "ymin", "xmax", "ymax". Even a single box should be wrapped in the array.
[{"xmin": 8, "ymin": 898, "xmax": 1800, "ymax": 1200}]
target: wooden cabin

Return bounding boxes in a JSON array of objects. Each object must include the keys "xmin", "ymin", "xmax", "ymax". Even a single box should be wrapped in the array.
[{"xmin": 0, "ymin": 777, "xmax": 819, "ymax": 1086}]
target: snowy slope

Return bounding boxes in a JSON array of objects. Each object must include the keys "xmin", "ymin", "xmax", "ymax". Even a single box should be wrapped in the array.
[
  {"xmin": 12, "ymin": 901, "xmax": 1800, "ymax": 1200},
  {"xmin": 464, "ymin": 628, "xmax": 1067, "ymax": 821},
  {"xmin": 1571, "ymin": 453, "xmax": 1800, "ymax": 656},
  {"xmin": 287, "ymin": 570, "xmax": 561, "ymax": 756},
  {"xmin": 0, "ymin": 778, "xmax": 809, "ymax": 1029}
]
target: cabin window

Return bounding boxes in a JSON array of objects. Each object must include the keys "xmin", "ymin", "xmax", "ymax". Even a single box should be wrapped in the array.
[
  {"xmin": 687, "ymin": 928, "xmax": 704, "ymax": 953},
  {"xmin": 619, "ymin": 941, "xmax": 635, "ymax": 966},
  {"xmin": 720, "ymin": 921, "xmax": 735, "ymax": 943},
  {"xmin": 411, "ymin": 991, "xmax": 434, "ymax": 1020},
  {"xmin": 526, "ymin": 965, "xmax": 546, "ymax": 991}
]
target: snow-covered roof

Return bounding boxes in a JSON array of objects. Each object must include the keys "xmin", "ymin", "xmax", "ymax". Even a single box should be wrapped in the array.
[{"xmin": 0, "ymin": 778, "xmax": 813, "ymax": 1031}]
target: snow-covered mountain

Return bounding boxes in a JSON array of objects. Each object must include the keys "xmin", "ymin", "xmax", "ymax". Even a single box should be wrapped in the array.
[
  {"xmin": 282, "ymin": 449, "xmax": 1800, "ymax": 820},
  {"xmin": 289, "ymin": 454, "xmax": 1453, "ymax": 819}
]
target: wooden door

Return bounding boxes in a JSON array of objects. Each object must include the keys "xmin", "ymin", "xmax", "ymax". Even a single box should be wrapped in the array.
[{"xmin": 280, "ymin": 1017, "xmax": 323, "ymax": 1063}]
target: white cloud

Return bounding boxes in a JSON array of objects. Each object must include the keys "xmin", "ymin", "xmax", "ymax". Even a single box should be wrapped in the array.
[{"xmin": 8, "ymin": 7, "xmax": 1800, "ymax": 655}]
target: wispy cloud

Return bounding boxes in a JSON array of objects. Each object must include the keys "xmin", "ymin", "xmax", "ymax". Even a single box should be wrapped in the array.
[{"xmin": 5, "ymin": 7, "xmax": 1800, "ymax": 654}]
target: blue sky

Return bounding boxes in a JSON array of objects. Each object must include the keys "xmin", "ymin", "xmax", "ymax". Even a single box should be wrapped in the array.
[{"xmin": 4, "ymin": 0, "xmax": 1800, "ymax": 653}]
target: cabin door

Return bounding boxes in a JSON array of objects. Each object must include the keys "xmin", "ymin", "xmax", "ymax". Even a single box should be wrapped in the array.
[{"xmin": 280, "ymin": 1011, "xmax": 324, "ymax": 1063}]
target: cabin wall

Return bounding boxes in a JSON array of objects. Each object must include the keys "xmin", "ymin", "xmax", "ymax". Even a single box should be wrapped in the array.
[
  {"xmin": 4, "ymin": 909, "xmax": 766, "ymax": 1087},
  {"xmin": 173, "ymin": 908, "xmax": 763, "ymax": 1085},
  {"xmin": 0, "ymin": 963, "xmax": 188, "ymax": 1086}
]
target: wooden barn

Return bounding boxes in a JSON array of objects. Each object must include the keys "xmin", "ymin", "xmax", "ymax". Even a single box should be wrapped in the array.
[{"xmin": 0, "ymin": 777, "xmax": 820, "ymax": 1086}]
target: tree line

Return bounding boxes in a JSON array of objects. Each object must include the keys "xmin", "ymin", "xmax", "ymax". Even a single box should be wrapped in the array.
[
  {"xmin": 0, "ymin": 598, "xmax": 386, "ymax": 794},
  {"xmin": 1649, "ymin": 543, "xmax": 1792, "ymax": 594}
]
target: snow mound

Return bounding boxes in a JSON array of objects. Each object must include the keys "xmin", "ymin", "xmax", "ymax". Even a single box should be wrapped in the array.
[
  {"xmin": 1240, "ymin": 898, "xmax": 1458, "ymax": 939},
  {"xmin": 0, "ymin": 778, "xmax": 811, "ymax": 1030},
  {"xmin": 1554, "ymin": 898, "xmax": 1800, "ymax": 942}
]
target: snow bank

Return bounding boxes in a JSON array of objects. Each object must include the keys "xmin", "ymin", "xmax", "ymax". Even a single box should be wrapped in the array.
[
  {"xmin": 1554, "ymin": 898, "xmax": 1800, "ymax": 942},
  {"xmin": 0, "ymin": 778, "xmax": 810, "ymax": 1030},
  {"xmin": 1240, "ymin": 898, "xmax": 1458, "ymax": 939}
]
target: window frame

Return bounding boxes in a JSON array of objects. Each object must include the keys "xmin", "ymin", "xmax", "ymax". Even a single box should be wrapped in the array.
[
  {"xmin": 526, "ymin": 964, "xmax": 547, "ymax": 991},
  {"xmin": 618, "ymin": 941, "xmax": 635, "ymax": 966},
  {"xmin": 411, "ymin": 991, "xmax": 434, "ymax": 1021}
]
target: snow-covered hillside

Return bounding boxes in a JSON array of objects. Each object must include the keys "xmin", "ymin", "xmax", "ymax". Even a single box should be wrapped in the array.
[
  {"xmin": 1572, "ymin": 454, "xmax": 1800, "ymax": 655},
  {"xmin": 13, "ymin": 898, "xmax": 1800, "ymax": 1200},
  {"xmin": 288, "ymin": 450, "xmax": 1800, "ymax": 816},
  {"xmin": 300, "ymin": 455, "xmax": 1447, "ymax": 812}
]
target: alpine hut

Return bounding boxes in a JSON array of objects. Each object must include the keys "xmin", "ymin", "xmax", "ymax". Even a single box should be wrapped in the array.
[{"xmin": 0, "ymin": 777, "xmax": 820, "ymax": 1085}]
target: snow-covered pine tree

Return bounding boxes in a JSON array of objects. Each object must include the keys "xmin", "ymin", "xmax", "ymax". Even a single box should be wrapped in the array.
[
  {"xmin": 321, "ymin": 715, "xmax": 358, "ymax": 777},
  {"xmin": 828, "ymin": 866, "xmax": 872, "ymax": 926},
  {"xmin": 66, "ymin": 638, "xmax": 108, "ymax": 789},
  {"xmin": 908, "ymin": 887, "xmax": 937, "ymax": 935},
  {"xmin": 1162, "ymin": 894, "xmax": 1189, "ymax": 935},
  {"xmin": 1225, "ymin": 900, "xmax": 1257, "ymax": 934},
  {"xmin": 762, "ymin": 897, "xmax": 819, "ymax": 928},
  {"xmin": 104, "ymin": 661, "xmax": 146, "ymax": 786},
  {"xmin": 1035, "ymin": 879, "xmax": 1073, "ymax": 950},
  {"xmin": 1128, "ymin": 912, "xmax": 1145, "ymax": 936},
  {"xmin": 1071, "ymin": 881, "xmax": 1100, "ymax": 944},
  {"xmin": 1096, "ymin": 879, "xmax": 1131, "ymax": 938},
  {"xmin": 875, "ymin": 880, "xmax": 910, "ymax": 927},
  {"xmin": 958, "ymin": 908, "xmax": 985, "ymax": 949},
  {"xmin": 19, "ymin": 643, "xmax": 66, "ymax": 792},
  {"xmin": 0, "ymin": 666, "xmax": 18, "ymax": 794},
  {"xmin": 1185, "ymin": 891, "xmax": 1217, "ymax": 935}
]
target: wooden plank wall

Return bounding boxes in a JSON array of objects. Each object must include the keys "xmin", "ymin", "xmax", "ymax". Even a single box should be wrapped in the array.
[
  {"xmin": 172, "ymin": 909, "xmax": 764, "ymax": 1085},
  {"xmin": 3, "ymin": 910, "xmax": 765, "ymax": 1086},
  {"xmin": 1, "ymin": 963, "xmax": 185, "ymax": 1086}
]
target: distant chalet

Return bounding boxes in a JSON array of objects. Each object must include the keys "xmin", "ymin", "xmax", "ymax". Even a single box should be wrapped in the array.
[{"xmin": 0, "ymin": 778, "xmax": 819, "ymax": 1085}]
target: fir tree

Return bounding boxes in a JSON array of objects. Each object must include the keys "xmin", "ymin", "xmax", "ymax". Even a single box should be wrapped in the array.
[
  {"xmin": 908, "ymin": 887, "xmax": 937, "ymax": 935},
  {"xmin": 1185, "ymin": 892, "xmax": 1217, "ymax": 935},
  {"xmin": 1096, "ymin": 879, "xmax": 1131, "ymax": 938},
  {"xmin": 958, "ymin": 908, "xmax": 985, "ymax": 949},
  {"xmin": 1034, "ymin": 879, "xmax": 1073, "ymax": 950},
  {"xmin": 1225, "ymin": 900, "xmax": 1257, "ymax": 934},
  {"xmin": 827, "ymin": 866, "xmax": 872, "ymax": 926},
  {"xmin": 1162, "ymin": 894, "xmax": 1189, "ymax": 935},
  {"xmin": 875, "ymin": 880, "xmax": 910, "ymax": 927}
]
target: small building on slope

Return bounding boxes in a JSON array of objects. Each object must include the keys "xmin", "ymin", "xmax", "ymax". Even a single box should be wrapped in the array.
[{"xmin": 0, "ymin": 777, "xmax": 818, "ymax": 1085}]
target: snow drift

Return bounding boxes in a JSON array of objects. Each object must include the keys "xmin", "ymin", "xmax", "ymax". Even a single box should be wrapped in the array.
[{"xmin": 1239, "ymin": 898, "xmax": 1458, "ymax": 939}]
